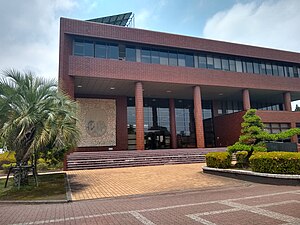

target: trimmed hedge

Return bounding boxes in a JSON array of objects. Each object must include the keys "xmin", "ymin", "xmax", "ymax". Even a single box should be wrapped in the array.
[
  {"xmin": 249, "ymin": 152, "xmax": 300, "ymax": 174},
  {"xmin": 236, "ymin": 151, "xmax": 248, "ymax": 168},
  {"xmin": 206, "ymin": 152, "xmax": 231, "ymax": 169},
  {"xmin": 0, "ymin": 152, "xmax": 16, "ymax": 168}
]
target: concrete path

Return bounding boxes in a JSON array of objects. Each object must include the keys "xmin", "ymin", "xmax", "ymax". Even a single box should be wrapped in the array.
[{"xmin": 67, "ymin": 163, "xmax": 245, "ymax": 200}]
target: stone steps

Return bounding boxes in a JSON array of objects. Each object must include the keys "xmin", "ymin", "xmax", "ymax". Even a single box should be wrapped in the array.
[{"xmin": 66, "ymin": 148, "xmax": 226, "ymax": 170}]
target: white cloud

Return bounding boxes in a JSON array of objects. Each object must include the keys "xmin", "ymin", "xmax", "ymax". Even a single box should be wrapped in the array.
[
  {"xmin": 203, "ymin": 0, "xmax": 300, "ymax": 52},
  {"xmin": 0, "ymin": 0, "xmax": 76, "ymax": 80},
  {"xmin": 203, "ymin": 0, "xmax": 300, "ymax": 109}
]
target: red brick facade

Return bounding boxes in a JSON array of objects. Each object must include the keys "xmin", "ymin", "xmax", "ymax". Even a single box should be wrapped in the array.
[{"xmin": 59, "ymin": 17, "xmax": 300, "ymax": 151}]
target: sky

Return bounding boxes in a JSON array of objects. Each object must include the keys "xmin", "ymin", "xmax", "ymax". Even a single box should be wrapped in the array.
[{"xmin": 0, "ymin": 0, "xmax": 300, "ymax": 107}]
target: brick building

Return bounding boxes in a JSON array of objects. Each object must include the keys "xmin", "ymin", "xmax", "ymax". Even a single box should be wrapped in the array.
[{"xmin": 59, "ymin": 14, "xmax": 300, "ymax": 152}]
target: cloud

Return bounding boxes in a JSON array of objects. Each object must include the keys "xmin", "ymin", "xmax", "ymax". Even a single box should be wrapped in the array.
[
  {"xmin": 0, "ymin": 0, "xmax": 76, "ymax": 80},
  {"xmin": 203, "ymin": 0, "xmax": 300, "ymax": 109},
  {"xmin": 203, "ymin": 0, "xmax": 300, "ymax": 52}
]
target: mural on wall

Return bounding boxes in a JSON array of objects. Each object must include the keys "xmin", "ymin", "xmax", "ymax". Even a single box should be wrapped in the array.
[{"xmin": 77, "ymin": 98, "xmax": 116, "ymax": 147}]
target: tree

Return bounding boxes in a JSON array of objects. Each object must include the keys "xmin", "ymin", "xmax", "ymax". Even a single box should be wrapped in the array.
[
  {"xmin": 0, "ymin": 69, "xmax": 80, "ymax": 186},
  {"xmin": 228, "ymin": 109, "xmax": 300, "ymax": 165}
]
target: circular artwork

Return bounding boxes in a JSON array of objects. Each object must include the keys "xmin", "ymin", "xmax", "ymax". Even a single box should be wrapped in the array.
[{"xmin": 86, "ymin": 120, "xmax": 107, "ymax": 137}]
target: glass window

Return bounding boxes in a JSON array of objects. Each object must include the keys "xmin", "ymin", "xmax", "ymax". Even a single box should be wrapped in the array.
[
  {"xmin": 278, "ymin": 65, "xmax": 284, "ymax": 77},
  {"xmin": 178, "ymin": 53, "xmax": 186, "ymax": 67},
  {"xmin": 260, "ymin": 63, "xmax": 266, "ymax": 74},
  {"xmin": 246, "ymin": 62, "xmax": 254, "ymax": 73},
  {"xmin": 125, "ymin": 47, "xmax": 136, "ymax": 61},
  {"xmin": 141, "ymin": 49, "xmax": 151, "ymax": 63},
  {"xmin": 108, "ymin": 44, "xmax": 119, "ymax": 59},
  {"xmin": 236, "ymin": 60, "xmax": 243, "ymax": 72},
  {"xmin": 95, "ymin": 42, "xmax": 106, "ymax": 58},
  {"xmin": 272, "ymin": 64, "xmax": 279, "ymax": 76},
  {"xmin": 213, "ymin": 57, "xmax": 221, "ymax": 70},
  {"xmin": 288, "ymin": 67, "xmax": 294, "ymax": 77},
  {"xmin": 151, "ymin": 50, "xmax": 160, "ymax": 64},
  {"xmin": 253, "ymin": 62, "xmax": 260, "ymax": 74},
  {"xmin": 207, "ymin": 55, "xmax": 214, "ymax": 69},
  {"xmin": 298, "ymin": 67, "xmax": 300, "ymax": 78},
  {"xmin": 284, "ymin": 66, "xmax": 289, "ymax": 77},
  {"xmin": 160, "ymin": 51, "xmax": 168, "ymax": 65},
  {"xmin": 73, "ymin": 39, "xmax": 84, "ymax": 56},
  {"xmin": 169, "ymin": 52, "xmax": 178, "ymax": 66},
  {"xmin": 84, "ymin": 40, "xmax": 94, "ymax": 57},
  {"xmin": 199, "ymin": 55, "xmax": 207, "ymax": 68},
  {"xmin": 222, "ymin": 58, "xmax": 229, "ymax": 71},
  {"xmin": 293, "ymin": 66, "xmax": 299, "ymax": 78},
  {"xmin": 229, "ymin": 59, "xmax": 236, "ymax": 72},
  {"xmin": 242, "ymin": 61, "xmax": 247, "ymax": 73},
  {"xmin": 266, "ymin": 63, "xmax": 272, "ymax": 75},
  {"xmin": 185, "ymin": 54, "xmax": 194, "ymax": 67}
]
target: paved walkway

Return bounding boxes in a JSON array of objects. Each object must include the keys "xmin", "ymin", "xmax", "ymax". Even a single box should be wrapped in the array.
[
  {"xmin": 67, "ymin": 163, "xmax": 245, "ymax": 200},
  {"xmin": 1, "ymin": 183, "xmax": 299, "ymax": 225}
]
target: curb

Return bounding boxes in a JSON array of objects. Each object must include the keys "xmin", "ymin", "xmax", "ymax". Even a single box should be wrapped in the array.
[{"xmin": 203, "ymin": 166, "xmax": 300, "ymax": 186}]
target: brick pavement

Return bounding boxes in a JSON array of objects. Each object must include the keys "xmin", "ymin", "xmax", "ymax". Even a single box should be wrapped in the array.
[
  {"xmin": 67, "ymin": 163, "xmax": 244, "ymax": 200},
  {"xmin": 1, "ymin": 183, "xmax": 300, "ymax": 225}
]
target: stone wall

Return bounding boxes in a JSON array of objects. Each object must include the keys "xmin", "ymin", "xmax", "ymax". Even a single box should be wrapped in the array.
[{"xmin": 77, "ymin": 98, "xmax": 116, "ymax": 147}]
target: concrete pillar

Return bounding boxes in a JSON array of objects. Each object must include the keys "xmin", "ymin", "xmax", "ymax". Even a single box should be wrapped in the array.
[
  {"xmin": 169, "ymin": 98, "xmax": 177, "ymax": 149},
  {"xmin": 193, "ymin": 86, "xmax": 205, "ymax": 148},
  {"xmin": 135, "ymin": 82, "xmax": 144, "ymax": 150},
  {"xmin": 243, "ymin": 89, "xmax": 251, "ymax": 110},
  {"xmin": 284, "ymin": 92, "xmax": 292, "ymax": 111}
]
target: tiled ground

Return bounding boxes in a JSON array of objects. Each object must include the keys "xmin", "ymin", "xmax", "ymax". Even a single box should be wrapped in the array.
[
  {"xmin": 67, "ymin": 163, "xmax": 244, "ymax": 200},
  {"xmin": 1, "ymin": 183, "xmax": 300, "ymax": 225}
]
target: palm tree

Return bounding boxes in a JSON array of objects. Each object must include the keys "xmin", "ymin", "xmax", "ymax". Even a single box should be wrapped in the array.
[{"xmin": 0, "ymin": 69, "xmax": 80, "ymax": 186}]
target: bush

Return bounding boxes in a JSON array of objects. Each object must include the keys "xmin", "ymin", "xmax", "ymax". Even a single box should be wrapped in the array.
[
  {"xmin": 0, "ymin": 152, "xmax": 16, "ymax": 168},
  {"xmin": 37, "ymin": 162, "xmax": 48, "ymax": 171},
  {"xmin": 249, "ymin": 152, "xmax": 300, "ymax": 174},
  {"xmin": 2, "ymin": 163, "xmax": 16, "ymax": 173},
  {"xmin": 206, "ymin": 152, "xmax": 231, "ymax": 169},
  {"xmin": 235, "ymin": 151, "xmax": 248, "ymax": 168}
]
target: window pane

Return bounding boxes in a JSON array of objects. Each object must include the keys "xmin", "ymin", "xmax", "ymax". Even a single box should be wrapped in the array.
[
  {"xmin": 84, "ymin": 41, "xmax": 94, "ymax": 57},
  {"xmin": 278, "ymin": 65, "xmax": 284, "ymax": 77},
  {"xmin": 169, "ymin": 52, "xmax": 177, "ymax": 66},
  {"xmin": 272, "ymin": 64, "xmax": 279, "ymax": 76},
  {"xmin": 95, "ymin": 42, "xmax": 107, "ymax": 58},
  {"xmin": 151, "ymin": 50, "xmax": 160, "ymax": 64},
  {"xmin": 229, "ymin": 59, "xmax": 236, "ymax": 72},
  {"xmin": 160, "ymin": 51, "xmax": 168, "ymax": 65},
  {"xmin": 288, "ymin": 67, "xmax": 294, "ymax": 77},
  {"xmin": 222, "ymin": 58, "xmax": 229, "ymax": 71},
  {"xmin": 260, "ymin": 63, "xmax": 266, "ymax": 74},
  {"xmin": 242, "ymin": 61, "xmax": 247, "ymax": 73},
  {"xmin": 253, "ymin": 62, "xmax": 260, "ymax": 74},
  {"xmin": 293, "ymin": 66, "xmax": 299, "ymax": 78},
  {"xmin": 178, "ymin": 53, "xmax": 186, "ymax": 67},
  {"xmin": 73, "ymin": 39, "xmax": 84, "ymax": 56},
  {"xmin": 266, "ymin": 63, "xmax": 272, "ymax": 75},
  {"xmin": 236, "ymin": 60, "xmax": 243, "ymax": 72},
  {"xmin": 125, "ymin": 47, "xmax": 136, "ymax": 61},
  {"xmin": 284, "ymin": 66, "xmax": 289, "ymax": 77},
  {"xmin": 246, "ymin": 62, "xmax": 254, "ymax": 73},
  {"xmin": 207, "ymin": 56, "xmax": 213, "ymax": 69},
  {"xmin": 141, "ymin": 49, "xmax": 151, "ymax": 63},
  {"xmin": 186, "ymin": 54, "xmax": 194, "ymax": 67},
  {"xmin": 108, "ymin": 44, "xmax": 119, "ymax": 59},
  {"xmin": 199, "ymin": 55, "xmax": 207, "ymax": 68},
  {"xmin": 213, "ymin": 57, "xmax": 221, "ymax": 70}
]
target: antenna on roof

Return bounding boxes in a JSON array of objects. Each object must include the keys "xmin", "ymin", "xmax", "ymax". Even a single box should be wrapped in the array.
[{"xmin": 87, "ymin": 12, "xmax": 135, "ymax": 28}]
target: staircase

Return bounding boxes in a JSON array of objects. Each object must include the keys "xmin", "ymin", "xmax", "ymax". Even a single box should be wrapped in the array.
[{"xmin": 66, "ymin": 148, "xmax": 226, "ymax": 170}]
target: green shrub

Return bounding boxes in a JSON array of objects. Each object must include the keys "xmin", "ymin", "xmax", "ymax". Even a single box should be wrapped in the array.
[
  {"xmin": 0, "ymin": 152, "xmax": 16, "ymax": 168},
  {"xmin": 249, "ymin": 152, "xmax": 300, "ymax": 174},
  {"xmin": 2, "ymin": 163, "xmax": 16, "ymax": 173},
  {"xmin": 235, "ymin": 151, "xmax": 249, "ymax": 168},
  {"xmin": 37, "ymin": 162, "xmax": 48, "ymax": 171},
  {"xmin": 206, "ymin": 152, "xmax": 231, "ymax": 169}
]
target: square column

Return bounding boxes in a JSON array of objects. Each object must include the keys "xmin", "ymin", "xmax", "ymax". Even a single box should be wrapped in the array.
[
  {"xmin": 284, "ymin": 92, "xmax": 292, "ymax": 111},
  {"xmin": 193, "ymin": 86, "xmax": 205, "ymax": 148},
  {"xmin": 169, "ymin": 98, "xmax": 177, "ymax": 149},
  {"xmin": 290, "ymin": 122, "xmax": 298, "ymax": 144},
  {"xmin": 243, "ymin": 89, "xmax": 251, "ymax": 110},
  {"xmin": 135, "ymin": 82, "xmax": 144, "ymax": 150}
]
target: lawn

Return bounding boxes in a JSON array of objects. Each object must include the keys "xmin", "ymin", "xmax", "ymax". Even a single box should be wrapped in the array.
[{"xmin": 0, "ymin": 173, "xmax": 67, "ymax": 201}]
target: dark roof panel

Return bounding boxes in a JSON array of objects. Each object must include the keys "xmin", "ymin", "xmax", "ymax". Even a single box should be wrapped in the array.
[{"xmin": 87, "ymin": 12, "xmax": 133, "ymax": 27}]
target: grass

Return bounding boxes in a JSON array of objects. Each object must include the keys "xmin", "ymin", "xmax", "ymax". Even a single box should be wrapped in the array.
[{"xmin": 0, "ymin": 173, "xmax": 67, "ymax": 201}]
